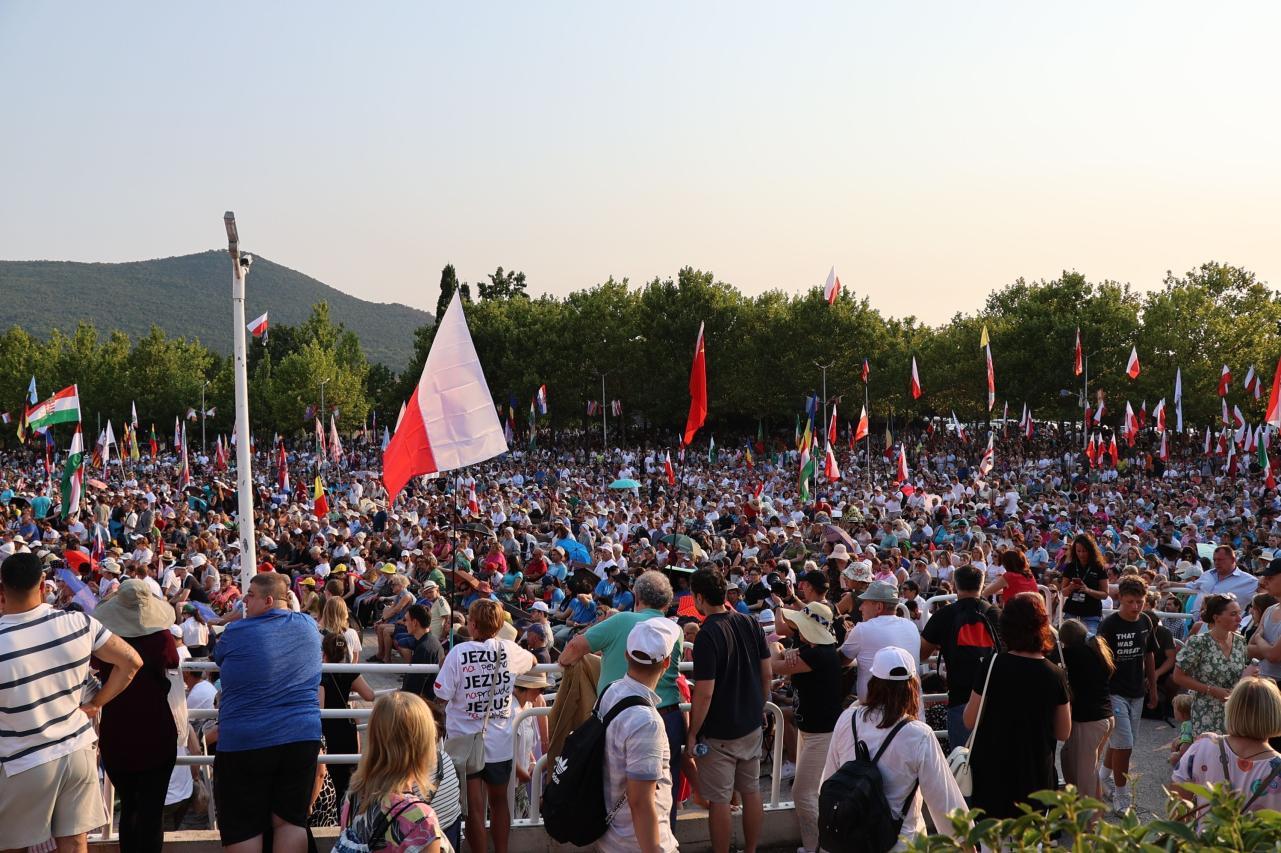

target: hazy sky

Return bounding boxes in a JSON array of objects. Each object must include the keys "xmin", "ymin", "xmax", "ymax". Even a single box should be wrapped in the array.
[{"xmin": 2, "ymin": 2, "xmax": 1278, "ymax": 324}]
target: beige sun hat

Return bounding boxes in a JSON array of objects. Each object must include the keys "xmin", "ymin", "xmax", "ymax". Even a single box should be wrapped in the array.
[{"xmin": 94, "ymin": 579, "xmax": 175, "ymax": 638}]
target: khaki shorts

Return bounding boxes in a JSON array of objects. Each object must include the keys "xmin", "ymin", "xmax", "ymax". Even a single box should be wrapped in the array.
[
  {"xmin": 0, "ymin": 746, "xmax": 105, "ymax": 848},
  {"xmin": 696, "ymin": 729, "xmax": 762, "ymax": 804}
]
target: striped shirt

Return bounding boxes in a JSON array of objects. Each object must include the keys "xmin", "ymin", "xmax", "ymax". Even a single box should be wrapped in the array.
[{"xmin": 0, "ymin": 604, "xmax": 111, "ymax": 776}]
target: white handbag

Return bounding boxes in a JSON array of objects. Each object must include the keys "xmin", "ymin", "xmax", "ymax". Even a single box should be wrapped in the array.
[{"xmin": 947, "ymin": 653, "xmax": 997, "ymax": 797}]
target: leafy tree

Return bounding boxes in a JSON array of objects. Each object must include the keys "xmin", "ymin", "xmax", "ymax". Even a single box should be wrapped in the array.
[
  {"xmin": 435, "ymin": 264, "xmax": 459, "ymax": 321},
  {"xmin": 478, "ymin": 266, "xmax": 529, "ymax": 301}
]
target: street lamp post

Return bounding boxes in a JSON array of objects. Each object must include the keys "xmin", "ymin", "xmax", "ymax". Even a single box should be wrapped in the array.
[{"xmin": 224, "ymin": 212, "xmax": 258, "ymax": 592}]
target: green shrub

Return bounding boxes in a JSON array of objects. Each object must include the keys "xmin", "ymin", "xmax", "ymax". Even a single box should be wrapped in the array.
[{"xmin": 902, "ymin": 784, "xmax": 1281, "ymax": 852}]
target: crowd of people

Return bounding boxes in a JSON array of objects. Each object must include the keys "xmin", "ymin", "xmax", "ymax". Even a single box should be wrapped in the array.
[{"xmin": 3, "ymin": 424, "xmax": 1281, "ymax": 852}]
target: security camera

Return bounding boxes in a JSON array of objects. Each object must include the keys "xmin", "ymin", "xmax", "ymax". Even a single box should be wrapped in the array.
[{"xmin": 240, "ymin": 254, "xmax": 253, "ymax": 270}]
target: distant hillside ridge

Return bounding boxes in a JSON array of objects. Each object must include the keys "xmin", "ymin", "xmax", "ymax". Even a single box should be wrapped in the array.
[{"xmin": 0, "ymin": 249, "xmax": 432, "ymax": 368}]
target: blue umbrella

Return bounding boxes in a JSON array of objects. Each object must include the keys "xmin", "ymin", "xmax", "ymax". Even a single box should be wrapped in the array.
[
  {"xmin": 609, "ymin": 478, "xmax": 641, "ymax": 489},
  {"xmin": 554, "ymin": 537, "xmax": 591, "ymax": 566}
]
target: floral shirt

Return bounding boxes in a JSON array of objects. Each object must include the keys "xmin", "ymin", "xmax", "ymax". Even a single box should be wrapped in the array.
[
  {"xmin": 1175, "ymin": 631, "xmax": 1249, "ymax": 737},
  {"xmin": 339, "ymin": 792, "xmax": 440, "ymax": 853}
]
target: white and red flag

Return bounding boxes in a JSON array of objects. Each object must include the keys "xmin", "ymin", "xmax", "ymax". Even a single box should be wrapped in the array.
[
  {"xmin": 664, "ymin": 451, "xmax": 676, "ymax": 486},
  {"xmin": 1126, "ymin": 346, "xmax": 1141, "ymax": 380},
  {"xmin": 894, "ymin": 445, "xmax": 909, "ymax": 484},
  {"xmin": 910, "ymin": 357, "xmax": 921, "ymax": 400},
  {"xmin": 978, "ymin": 432, "xmax": 994, "ymax": 477},
  {"xmin": 1244, "ymin": 366, "xmax": 1258, "ymax": 396},
  {"xmin": 853, "ymin": 405, "xmax": 869, "ymax": 443},
  {"xmin": 824, "ymin": 445, "xmax": 841, "ymax": 481},
  {"xmin": 823, "ymin": 266, "xmax": 841, "ymax": 305},
  {"xmin": 382, "ymin": 290, "xmax": 508, "ymax": 503},
  {"xmin": 984, "ymin": 344, "xmax": 995, "ymax": 411},
  {"xmin": 1266, "ymin": 357, "xmax": 1281, "ymax": 430},
  {"xmin": 247, "ymin": 312, "xmax": 269, "ymax": 343},
  {"xmin": 1219, "ymin": 365, "xmax": 1232, "ymax": 397}
]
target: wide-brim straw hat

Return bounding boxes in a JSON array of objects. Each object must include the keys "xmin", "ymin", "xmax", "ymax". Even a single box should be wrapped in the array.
[
  {"xmin": 779, "ymin": 602, "xmax": 837, "ymax": 645},
  {"xmin": 94, "ymin": 579, "xmax": 175, "ymax": 638}
]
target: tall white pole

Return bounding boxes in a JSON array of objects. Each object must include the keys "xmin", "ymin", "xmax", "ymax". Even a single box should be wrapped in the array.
[
  {"xmin": 601, "ymin": 373, "xmax": 608, "ymax": 450},
  {"xmin": 225, "ymin": 213, "xmax": 258, "ymax": 591}
]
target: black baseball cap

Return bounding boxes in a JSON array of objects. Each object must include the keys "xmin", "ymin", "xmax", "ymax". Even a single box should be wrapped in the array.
[{"xmin": 1261, "ymin": 558, "xmax": 1281, "ymax": 578}]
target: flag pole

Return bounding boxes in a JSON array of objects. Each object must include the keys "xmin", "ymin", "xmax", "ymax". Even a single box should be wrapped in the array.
[{"xmin": 225, "ymin": 213, "xmax": 259, "ymax": 592}]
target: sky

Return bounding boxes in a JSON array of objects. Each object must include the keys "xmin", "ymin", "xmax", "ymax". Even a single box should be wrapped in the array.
[{"xmin": 2, "ymin": 2, "xmax": 1279, "ymax": 324}]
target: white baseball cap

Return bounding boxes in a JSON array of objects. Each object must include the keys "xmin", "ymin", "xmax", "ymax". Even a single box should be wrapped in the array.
[
  {"xmin": 870, "ymin": 646, "xmax": 917, "ymax": 681},
  {"xmin": 530, "ymin": 601, "xmax": 550, "ymax": 613},
  {"xmin": 626, "ymin": 618, "xmax": 682, "ymax": 664}
]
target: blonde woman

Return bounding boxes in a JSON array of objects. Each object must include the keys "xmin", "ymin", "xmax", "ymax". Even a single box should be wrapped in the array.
[
  {"xmin": 319, "ymin": 597, "xmax": 361, "ymax": 663},
  {"xmin": 337, "ymin": 692, "xmax": 443, "ymax": 852}
]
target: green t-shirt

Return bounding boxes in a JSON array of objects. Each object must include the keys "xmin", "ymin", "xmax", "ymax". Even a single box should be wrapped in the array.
[{"xmin": 585, "ymin": 608, "xmax": 684, "ymax": 708}]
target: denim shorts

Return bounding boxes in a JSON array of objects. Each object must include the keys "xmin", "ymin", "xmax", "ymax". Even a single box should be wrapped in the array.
[{"xmin": 1108, "ymin": 694, "xmax": 1144, "ymax": 750}]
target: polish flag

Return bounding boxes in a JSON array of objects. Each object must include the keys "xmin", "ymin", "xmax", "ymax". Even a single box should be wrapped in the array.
[
  {"xmin": 853, "ymin": 405, "xmax": 869, "ymax": 443},
  {"xmin": 1126, "ymin": 346, "xmax": 1140, "ymax": 379},
  {"xmin": 950, "ymin": 411, "xmax": 968, "ymax": 443},
  {"xmin": 1073, "ymin": 328, "xmax": 1083, "ymax": 377},
  {"xmin": 382, "ymin": 291, "xmax": 508, "ymax": 503},
  {"xmin": 823, "ymin": 266, "xmax": 841, "ymax": 305},
  {"xmin": 277, "ymin": 442, "xmax": 290, "ymax": 492},
  {"xmin": 467, "ymin": 483, "xmax": 480, "ymax": 516},
  {"xmin": 1244, "ymin": 366, "xmax": 1258, "ymax": 396},
  {"xmin": 824, "ymin": 445, "xmax": 841, "ymax": 481},
  {"xmin": 827, "ymin": 404, "xmax": 838, "ymax": 446},
  {"xmin": 1266, "ymin": 357, "xmax": 1281, "ymax": 429},
  {"xmin": 1123, "ymin": 401, "xmax": 1138, "ymax": 446},
  {"xmin": 1138, "ymin": 400, "xmax": 1148, "ymax": 429},
  {"xmin": 978, "ymin": 432, "xmax": 994, "ymax": 477},
  {"xmin": 910, "ymin": 357, "xmax": 921, "ymax": 400},
  {"xmin": 894, "ymin": 445, "xmax": 909, "ymax": 484},
  {"xmin": 1219, "ymin": 365, "xmax": 1232, "ymax": 397},
  {"xmin": 1222, "ymin": 398, "xmax": 1231, "ymax": 426},
  {"xmin": 860, "ymin": 359, "xmax": 870, "ymax": 383},
  {"xmin": 1025, "ymin": 410, "xmax": 1034, "ymax": 440},
  {"xmin": 664, "ymin": 451, "xmax": 676, "ymax": 486},
  {"xmin": 1108, "ymin": 435, "xmax": 1119, "ymax": 467},
  {"xmin": 1086, "ymin": 434, "xmax": 1097, "ymax": 467},
  {"xmin": 1159, "ymin": 430, "xmax": 1168, "ymax": 462},
  {"xmin": 682, "ymin": 322, "xmax": 708, "ymax": 446},
  {"xmin": 247, "ymin": 312, "xmax": 269, "ymax": 343},
  {"xmin": 1204, "ymin": 426, "xmax": 1212, "ymax": 457},
  {"xmin": 1153, "ymin": 399, "xmax": 1166, "ymax": 434}
]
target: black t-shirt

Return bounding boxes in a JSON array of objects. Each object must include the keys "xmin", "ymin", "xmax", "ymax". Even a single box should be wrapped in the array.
[
  {"xmin": 1062, "ymin": 644, "xmax": 1112, "ymax": 722},
  {"xmin": 744, "ymin": 581, "xmax": 771, "ymax": 607},
  {"xmin": 921, "ymin": 597, "xmax": 998, "ymax": 707},
  {"xmin": 182, "ymin": 573, "xmax": 209, "ymax": 604},
  {"xmin": 1152, "ymin": 621, "xmax": 1175, "ymax": 673},
  {"xmin": 692, "ymin": 610, "xmax": 769, "ymax": 740},
  {"xmin": 1061, "ymin": 561, "xmax": 1106, "ymax": 618},
  {"xmin": 792, "ymin": 644, "xmax": 843, "ymax": 734},
  {"xmin": 970, "ymin": 653, "xmax": 1069, "ymax": 819},
  {"xmin": 1097, "ymin": 612, "xmax": 1159, "ymax": 698},
  {"xmin": 402, "ymin": 633, "xmax": 445, "ymax": 699}
]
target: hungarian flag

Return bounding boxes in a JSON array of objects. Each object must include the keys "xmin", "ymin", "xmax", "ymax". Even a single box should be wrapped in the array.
[
  {"xmin": 1260, "ymin": 431, "xmax": 1275, "ymax": 490},
  {"xmin": 861, "ymin": 359, "xmax": 870, "ymax": 383},
  {"xmin": 824, "ymin": 444, "xmax": 841, "ymax": 481},
  {"xmin": 1126, "ymin": 346, "xmax": 1141, "ymax": 380},
  {"xmin": 59, "ymin": 425, "xmax": 84, "ymax": 520},
  {"xmin": 853, "ymin": 405, "xmax": 869, "ymax": 443},
  {"xmin": 664, "ymin": 451, "xmax": 676, "ymax": 486},
  {"xmin": 910, "ymin": 356, "xmax": 921, "ymax": 400},
  {"xmin": 1108, "ymin": 435, "xmax": 1119, "ymax": 467},
  {"xmin": 1073, "ymin": 327, "xmax": 1083, "ymax": 376},
  {"xmin": 823, "ymin": 266, "xmax": 841, "ymax": 305},
  {"xmin": 978, "ymin": 432, "xmax": 994, "ymax": 476},
  {"xmin": 1219, "ymin": 365, "xmax": 1232, "ymax": 397},
  {"xmin": 25, "ymin": 385, "xmax": 80, "ymax": 431},
  {"xmin": 382, "ymin": 291, "xmax": 507, "ymax": 503},
  {"xmin": 313, "ymin": 477, "xmax": 329, "ymax": 519},
  {"xmin": 984, "ymin": 344, "xmax": 995, "ymax": 411},
  {"xmin": 798, "ymin": 420, "xmax": 815, "ymax": 502},
  {"xmin": 827, "ymin": 404, "xmax": 838, "ymax": 446},
  {"xmin": 149, "ymin": 424, "xmax": 158, "ymax": 461},
  {"xmin": 247, "ymin": 311, "xmax": 269, "ymax": 343},
  {"xmin": 277, "ymin": 442, "xmax": 290, "ymax": 492}
]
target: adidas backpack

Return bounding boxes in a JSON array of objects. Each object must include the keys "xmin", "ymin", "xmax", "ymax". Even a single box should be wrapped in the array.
[
  {"xmin": 818, "ymin": 709, "xmax": 918, "ymax": 853},
  {"xmin": 542, "ymin": 694, "xmax": 649, "ymax": 846}
]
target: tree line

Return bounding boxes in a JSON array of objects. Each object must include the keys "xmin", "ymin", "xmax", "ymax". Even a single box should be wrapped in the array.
[{"xmin": 0, "ymin": 260, "xmax": 1277, "ymax": 448}]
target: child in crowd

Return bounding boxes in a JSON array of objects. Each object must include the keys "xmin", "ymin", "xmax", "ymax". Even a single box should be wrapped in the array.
[{"xmin": 1167, "ymin": 693, "xmax": 1195, "ymax": 766}]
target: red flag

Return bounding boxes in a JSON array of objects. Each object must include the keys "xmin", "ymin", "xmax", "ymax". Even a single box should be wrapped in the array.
[
  {"xmin": 910, "ymin": 357, "xmax": 921, "ymax": 400},
  {"xmin": 1073, "ymin": 328, "xmax": 1083, "ymax": 376},
  {"xmin": 664, "ymin": 451, "xmax": 676, "ymax": 486},
  {"xmin": 853, "ymin": 405, "xmax": 869, "ymax": 443},
  {"xmin": 861, "ymin": 359, "xmax": 870, "ymax": 383},
  {"xmin": 753, "ymin": 481, "xmax": 764, "ymax": 499},
  {"xmin": 1108, "ymin": 435, "xmax": 1119, "ymax": 466},
  {"xmin": 1266, "ymin": 356, "xmax": 1281, "ymax": 429},
  {"xmin": 1126, "ymin": 346, "xmax": 1140, "ymax": 379},
  {"xmin": 682, "ymin": 322, "xmax": 707, "ymax": 446},
  {"xmin": 827, "ymin": 404, "xmax": 838, "ymax": 446},
  {"xmin": 1086, "ymin": 434, "xmax": 1098, "ymax": 467},
  {"xmin": 1219, "ymin": 365, "xmax": 1232, "ymax": 397},
  {"xmin": 1138, "ymin": 400, "xmax": 1148, "ymax": 429}
]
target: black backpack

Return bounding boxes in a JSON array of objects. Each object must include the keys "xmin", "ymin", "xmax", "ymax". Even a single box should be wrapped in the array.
[
  {"xmin": 542, "ymin": 693, "xmax": 650, "ymax": 846},
  {"xmin": 818, "ymin": 709, "xmax": 918, "ymax": 853}
]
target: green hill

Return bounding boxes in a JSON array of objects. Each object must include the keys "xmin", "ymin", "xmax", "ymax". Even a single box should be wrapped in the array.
[{"xmin": 0, "ymin": 250, "xmax": 431, "ymax": 368}]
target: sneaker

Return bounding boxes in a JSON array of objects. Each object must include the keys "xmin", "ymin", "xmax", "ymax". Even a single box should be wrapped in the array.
[
  {"xmin": 1112, "ymin": 784, "xmax": 1132, "ymax": 814},
  {"xmin": 779, "ymin": 760, "xmax": 797, "ymax": 782},
  {"xmin": 1098, "ymin": 764, "xmax": 1114, "ymax": 797}
]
